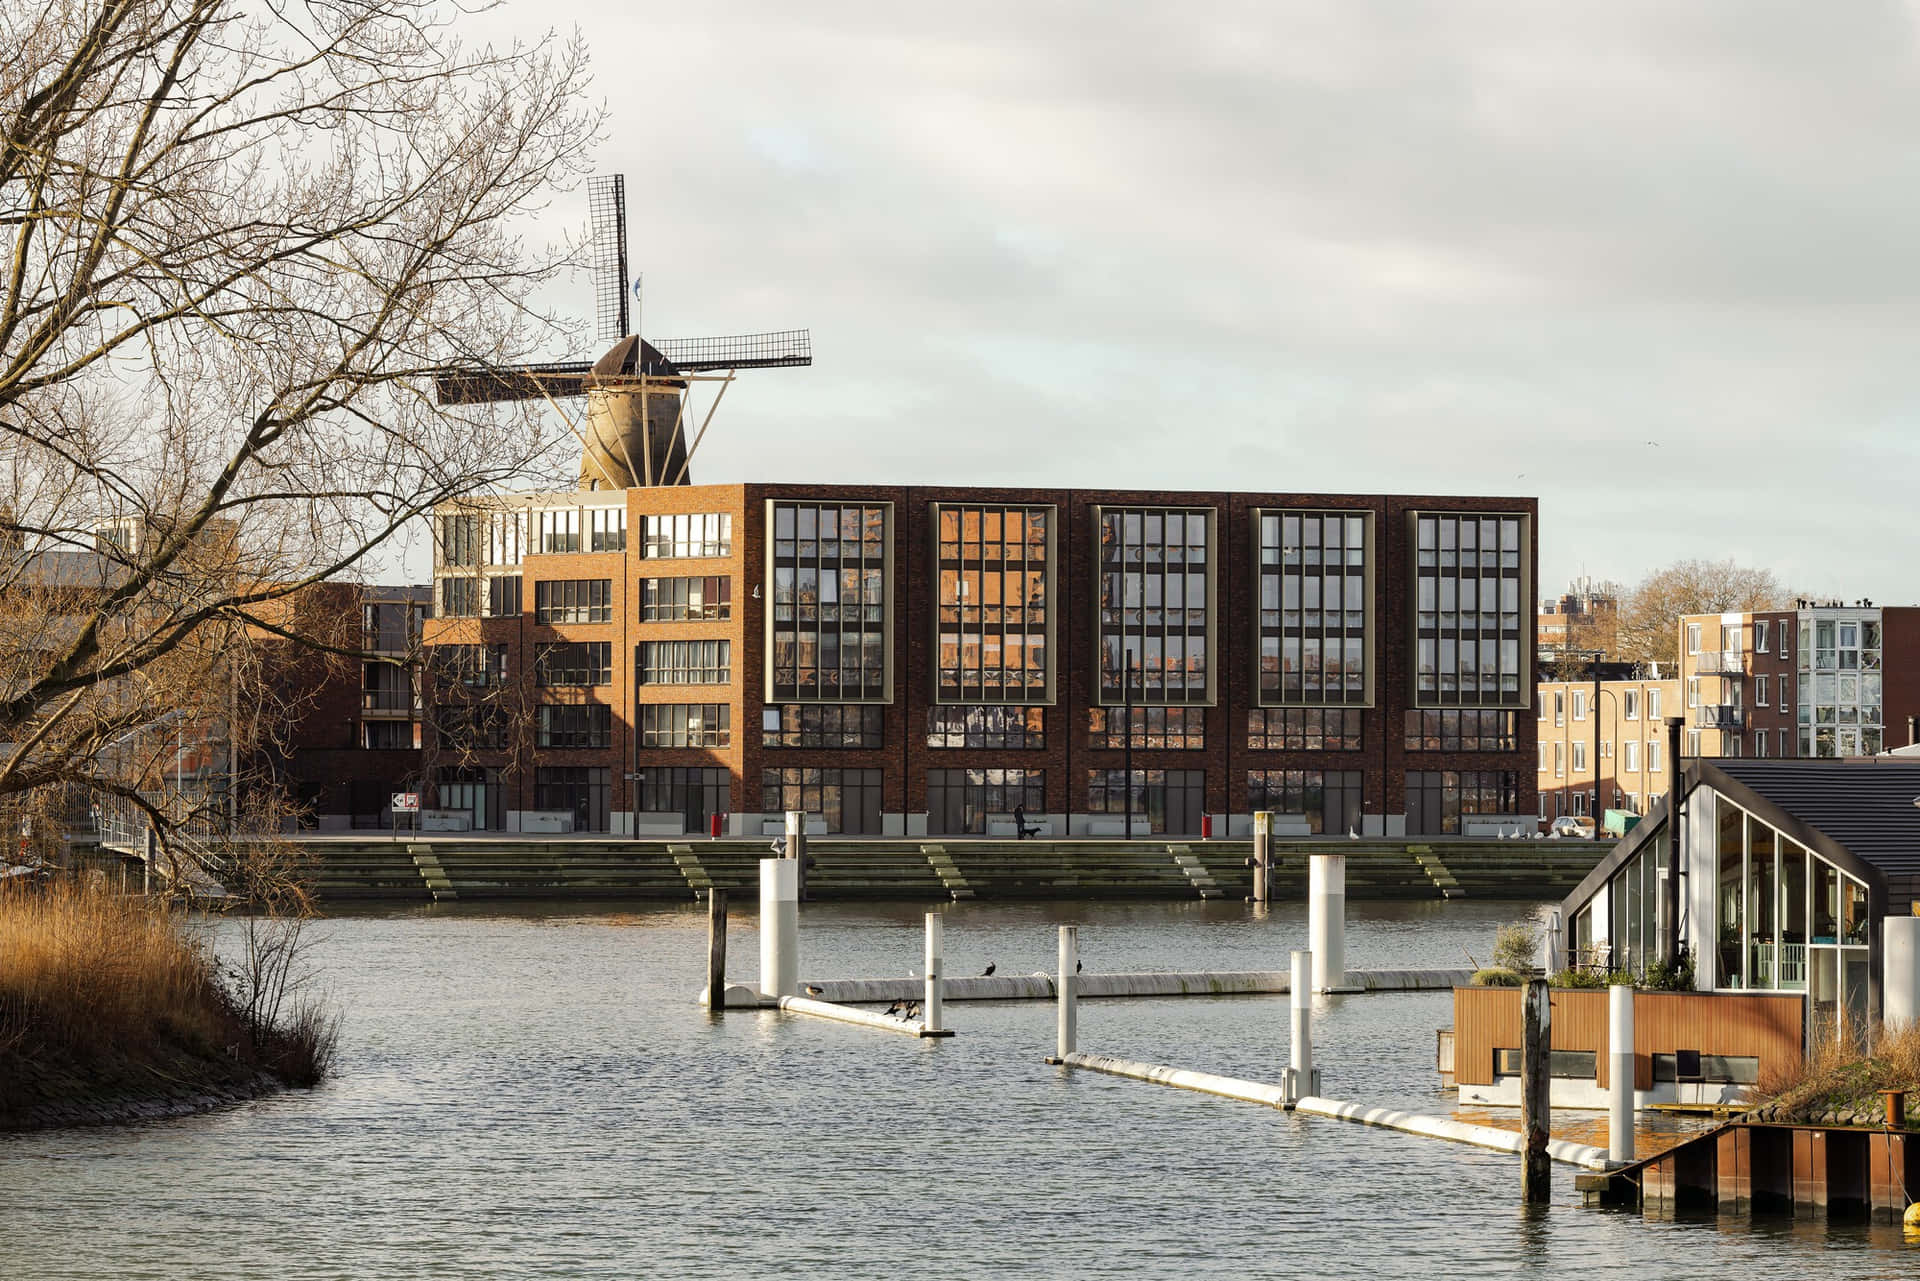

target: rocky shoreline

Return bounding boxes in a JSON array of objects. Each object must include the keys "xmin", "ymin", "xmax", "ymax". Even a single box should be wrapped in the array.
[{"xmin": 1, "ymin": 1050, "xmax": 288, "ymax": 1132}]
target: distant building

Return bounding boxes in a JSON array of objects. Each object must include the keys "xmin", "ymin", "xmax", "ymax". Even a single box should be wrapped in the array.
[
  {"xmin": 254, "ymin": 582, "xmax": 429, "ymax": 829},
  {"xmin": 1676, "ymin": 601, "xmax": 1920, "ymax": 760},
  {"xmin": 418, "ymin": 482, "xmax": 1541, "ymax": 837},
  {"xmin": 1535, "ymin": 664, "xmax": 1679, "ymax": 822},
  {"xmin": 1537, "ymin": 576, "xmax": 1618, "ymax": 663}
]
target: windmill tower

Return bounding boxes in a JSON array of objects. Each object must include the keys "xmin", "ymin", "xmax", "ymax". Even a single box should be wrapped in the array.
[{"xmin": 434, "ymin": 174, "xmax": 811, "ymax": 488}]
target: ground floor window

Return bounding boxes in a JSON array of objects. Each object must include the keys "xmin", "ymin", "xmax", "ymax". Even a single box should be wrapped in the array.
[
  {"xmin": 927, "ymin": 769, "xmax": 1045, "ymax": 835},
  {"xmin": 635, "ymin": 766, "xmax": 730, "ymax": 832},
  {"xmin": 434, "ymin": 765, "xmax": 503, "ymax": 830},
  {"xmin": 761, "ymin": 767, "xmax": 884, "ymax": 834},
  {"xmin": 1085, "ymin": 769, "xmax": 1205, "ymax": 835},
  {"xmin": 1246, "ymin": 770, "xmax": 1363, "ymax": 835},
  {"xmin": 1404, "ymin": 770, "xmax": 1519, "ymax": 835},
  {"xmin": 535, "ymin": 766, "xmax": 610, "ymax": 832}
]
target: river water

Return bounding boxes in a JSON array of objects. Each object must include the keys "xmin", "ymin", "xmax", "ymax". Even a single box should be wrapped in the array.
[{"xmin": 4, "ymin": 899, "xmax": 1915, "ymax": 1278}]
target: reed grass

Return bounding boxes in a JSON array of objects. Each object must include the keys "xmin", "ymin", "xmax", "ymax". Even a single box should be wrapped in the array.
[
  {"xmin": 0, "ymin": 880, "xmax": 337, "ymax": 1106},
  {"xmin": 1751, "ymin": 1020, "xmax": 1920, "ymax": 1123}
]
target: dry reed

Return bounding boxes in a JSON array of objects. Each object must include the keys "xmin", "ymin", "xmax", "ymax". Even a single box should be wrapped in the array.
[
  {"xmin": 0, "ymin": 880, "xmax": 233, "ymax": 1060},
  {"xmin": 1751, "ymin": 1020, "xmax": 1920, "ymax": 1122}
]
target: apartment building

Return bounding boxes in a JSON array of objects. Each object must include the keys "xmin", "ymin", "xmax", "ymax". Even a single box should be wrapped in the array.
[
  {"xmin": 1535, "ymin": 665, "xmax": 1679, "ymax": 822},
  {"xmin": 416, "ymin": 484, "xmax": 1539, "ymax": 837},
  {"xmin": 1677, "ymin": 601, "xmax": 1920, "ymax": 760},
  {"xmin": 1536, "ymin": 576, "xmax": 1618, "ymax": 662},
  {"xmin": 258, "ymin": 583, "xmax": 430, "ymax": 828}
]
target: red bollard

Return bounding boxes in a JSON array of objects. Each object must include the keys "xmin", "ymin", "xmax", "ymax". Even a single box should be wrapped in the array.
[
  {"xmin": 1201, "ymin": 813, "xmax": 1213, "ymax": 840},
  {"xmin": 710, "ymin": 812, "xmax": 723, "ymax": 839}
]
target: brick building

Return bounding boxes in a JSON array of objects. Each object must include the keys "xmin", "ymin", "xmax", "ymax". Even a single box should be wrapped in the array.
[
  {"xmin": 1535, "ymin": 665, "xmax": 1680, "ymax": 823},
  {"xmin": 256, "ymin": 582, "xmax": 429, "ymax": 828},
  {"xmin": 1675, "ymin": 601, "xmax": 1920, "ymax": 761},
  {"xmin": 1536, "ymin": 575, "xmax": 1618, "ymax": 663},
  {"xmin": 417, "ymin": 483, "xmax": 1538, "ymax": 837}
]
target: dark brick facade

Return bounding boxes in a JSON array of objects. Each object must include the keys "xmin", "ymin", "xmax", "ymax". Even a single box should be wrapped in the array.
[{"xmin": 420, "ymin": 482, "xmax": 1539, "ymax": 832}]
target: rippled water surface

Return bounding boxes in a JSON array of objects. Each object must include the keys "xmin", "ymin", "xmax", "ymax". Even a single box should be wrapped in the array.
[{"xmin": 4, "ymin": 898, "xmax": 1915, "ymax": 1278}]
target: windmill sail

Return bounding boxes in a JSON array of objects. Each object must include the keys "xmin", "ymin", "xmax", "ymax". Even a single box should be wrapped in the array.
[{"xmin": 589, "ymin": 174, "xmax": 629, "ymax": 343}]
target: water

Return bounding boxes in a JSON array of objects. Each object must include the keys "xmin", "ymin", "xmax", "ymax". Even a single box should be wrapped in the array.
[{"xmin": 4, "ymin": 899, "xmax": 1915, "ymax": 1278}]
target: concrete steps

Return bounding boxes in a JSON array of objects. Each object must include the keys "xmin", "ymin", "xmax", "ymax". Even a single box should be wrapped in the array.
[{"xmin": 280, "ymin": 835, "xmax": 1606, "ymax": 902}]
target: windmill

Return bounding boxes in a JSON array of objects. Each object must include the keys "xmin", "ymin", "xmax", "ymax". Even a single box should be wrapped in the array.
[{"xmin": 433, "ymin": 174, "xmax": 811, "ymax": 489}]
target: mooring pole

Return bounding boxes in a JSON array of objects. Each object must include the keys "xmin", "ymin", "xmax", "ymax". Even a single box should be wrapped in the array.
[
  {"xmin": 1286, "ymin": 949, "xmax": 1315, "ymax": 1106},
  {"xmin": 1250, "ymin": 810, "xmax": 1271, "ymax": 904},
  {"xmin": 759, "ymin": 857, "xmax": 799, "ymax": 999},
  {"xmin": 923, "ymin": 911, "xmax": 945, "ymax": 1034},
  {"xmin": 785, "ymin": 809, "xmax": 809, "ymax": 902},
  {"xmin": 706, "ymin": 888, "xmax": 729, "ymax": 1011},
  {"xmin": 1522, "ymin": 977, "xmax": 1552, "ymax": 1203},
  {"xmin": 1056, "ymin": 924, "xmax": 1079, "ymax": 1060},
  {"xmin": 1309, "ymin": 853, "xmax": 1346, "ymax": 991},
  {"xmin": 1608, "ymin": 982, "xmax": 1634, "ymax": 1163}
]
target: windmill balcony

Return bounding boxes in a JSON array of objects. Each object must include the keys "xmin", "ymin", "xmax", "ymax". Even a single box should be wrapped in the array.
[
  {"xmin": 1695, "ymin": 650, "xmax": 1745, "ymax": 675},
  {"xmin": 1699, "ymin": 705, "xmax": 1745, "ymax": 730}
]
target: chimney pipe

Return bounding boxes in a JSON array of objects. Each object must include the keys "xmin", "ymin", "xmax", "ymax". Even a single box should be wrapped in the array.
[{"xmin": 1909, "ymin": 715, "xmax": 1917, "ymax": 749}]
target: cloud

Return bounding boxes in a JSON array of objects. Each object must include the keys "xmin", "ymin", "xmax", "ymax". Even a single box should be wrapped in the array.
[{"xmin": 463, "ymin": 1, "xmax": 1920, "ymax": 597}]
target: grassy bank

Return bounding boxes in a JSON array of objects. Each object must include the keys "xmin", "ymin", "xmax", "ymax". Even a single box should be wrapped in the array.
[
  {"xmin": 1747, "ymin": 1022, "xmax": 1920, "ymax": 1127},
  {"xmin": 0, "ymin": 881, "xmax": 335, "ymax": 1129}
]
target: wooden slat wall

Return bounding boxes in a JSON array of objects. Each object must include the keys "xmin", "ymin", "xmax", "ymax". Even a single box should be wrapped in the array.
[{"xmin": 1452, "ymin": 988, "xmax": 1804, "ymax": 1088}]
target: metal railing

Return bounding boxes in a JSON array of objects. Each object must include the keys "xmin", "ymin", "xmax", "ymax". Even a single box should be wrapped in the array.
[
  {"xmin": 1694, "ymin": 650, "xmax": 1744, "ymax": 675},
  {"xmin": 1699, "ymin": 705, "xmax": 1745, "ymax": 730}
]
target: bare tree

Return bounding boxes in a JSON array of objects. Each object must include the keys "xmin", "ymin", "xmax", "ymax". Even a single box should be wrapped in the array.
[
  {"xmin": 0, "ymin": 0, "xmax": 599, "ymax": 852},
  {"xmin": 1615, "ymin": 559, "xmax": 1790, "ymax": 666}
]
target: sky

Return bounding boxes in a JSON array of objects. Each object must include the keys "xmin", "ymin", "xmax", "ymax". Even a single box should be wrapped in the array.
[{"xmin": 441, "ymin": 0, "xmax": 1920, "ymax": 600}]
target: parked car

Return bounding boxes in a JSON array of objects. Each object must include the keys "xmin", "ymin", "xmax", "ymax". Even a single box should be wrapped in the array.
[{"xmin": 1544, "ymin": 815, "xmax": 1595, "ymax": 839}]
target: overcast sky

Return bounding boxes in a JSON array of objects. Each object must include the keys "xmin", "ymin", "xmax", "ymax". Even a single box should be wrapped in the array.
[{"xmin": 446, "ymin": 0, "xmax": 1920, "ymax": 601}]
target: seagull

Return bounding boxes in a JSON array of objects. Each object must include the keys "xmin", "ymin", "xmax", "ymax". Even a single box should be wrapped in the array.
[
  {"xmin": 1348, "ymin": 826, "xmax": 1359, "ymax": 840},
  {"xmin": 804, "ymin": 984, "xmax": 824, "ymax": 997},
  {"xmin": 884, "ymin": 1000, "xmax": 903, "ymax": 1017},
  {"xmin": 982, "ymin": 962, "xmax": 996, "ymax": 977}
]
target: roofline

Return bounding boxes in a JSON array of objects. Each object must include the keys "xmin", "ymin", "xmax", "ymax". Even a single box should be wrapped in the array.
[{"xmin": 1560, "ymin": 760, "xmax": 1891, "ymax": 916}]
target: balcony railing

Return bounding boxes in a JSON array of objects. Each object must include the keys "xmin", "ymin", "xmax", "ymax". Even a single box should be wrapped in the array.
[
  {"xmin": 1695, "ymin": 650, "xmax": 1744, "ymax": 675},
  {"xmin": 361, "ymin": 688, "xmax": 419, "ymax": 713},
  {"xmin": 1699, "ymin": 704, "xmax": 1745, "ymax": 730}
]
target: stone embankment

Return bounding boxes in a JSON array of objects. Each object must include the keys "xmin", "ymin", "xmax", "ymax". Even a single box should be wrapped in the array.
[
  {"xmin": 255, "ymin": 835, "xmax": 1605, "ymax": 903},
  {"xmin": 1, "ymin": 1050, "xmax": 281, "ymax": 1131}
]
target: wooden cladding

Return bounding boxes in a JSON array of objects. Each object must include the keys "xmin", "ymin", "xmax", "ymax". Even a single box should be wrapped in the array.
[{"xmin": 1452, "ymin": 988, "xmax": 1804, "ymax": 1089}]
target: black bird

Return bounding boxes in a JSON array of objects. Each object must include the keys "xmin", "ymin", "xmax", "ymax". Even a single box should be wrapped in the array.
[
  {"xmin": 804, "ymin": 984, "xmax": 824, "ymax": 997},
  {"xmin": 884, "ymin": 1000, "xmax": 903, "ymax": 1017},
  {"xmin": 983, "ymin": 963, "xmax": 996, "ymax": 977},
  {"xmin": 1076, "ymin": 960, "xmax": 1083, "ymax": 973},
  {"xmin": 903, "ymin": 1001, "xmax": 920, "ymax": 1021}
]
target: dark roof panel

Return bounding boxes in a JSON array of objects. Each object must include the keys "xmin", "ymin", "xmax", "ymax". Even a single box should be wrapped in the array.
[{"xmin": 1713, "ymin": 759, "xmax": 1920, "ymax": 876}]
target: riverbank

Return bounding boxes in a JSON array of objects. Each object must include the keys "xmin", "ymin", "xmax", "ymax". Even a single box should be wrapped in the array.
[
  {"xmin": 0, "ymin": 883, "xmax": 331, "ymax": 1131},
  {"xmin": 1744, "ymin": 1021, "xmax": 1920, "ymax": 1128},
  {"xmin": 228, "ymin": 833, "xmax": 1604, "ymax": 903}
]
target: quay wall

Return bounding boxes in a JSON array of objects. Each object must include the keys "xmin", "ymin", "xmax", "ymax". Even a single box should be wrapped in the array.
[{"xmin": 205, "ymin": 836, "xmax": 1604, "ymax": 903}]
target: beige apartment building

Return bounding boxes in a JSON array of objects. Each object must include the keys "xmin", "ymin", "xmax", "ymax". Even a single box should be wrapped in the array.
[{"xmin": 1536, "ymin": 665, "xmax": 1680, "ymax": 822}]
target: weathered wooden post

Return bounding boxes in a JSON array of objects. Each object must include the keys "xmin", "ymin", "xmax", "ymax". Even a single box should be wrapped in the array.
[
  {"xmin": 1056, "ymin": 924, "xmax": 1078, "ymax": 1060},
  {"xmin": 1608, "ymin": 982, "xmax": 1634, "ymax": 1162},
  {"xmin": 706, "ymin": 888, "xmax": 728, "ymax": 1011},
  {"xmin": 1522, "ymin": 978, "xmax": 1552, "ymax": 1203},
  {"xmin": 923, "ymin": 911, "xmax": 945, "ymax": 1034},
  {"xmin": 1250, "ymin": 810, "xmax": 1272, "ymax": 903}
]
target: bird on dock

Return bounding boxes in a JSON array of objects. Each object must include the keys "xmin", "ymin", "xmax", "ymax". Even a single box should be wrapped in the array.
[
  {"xmin": 902, "ymin": 1001, "xmax": 920, "ymax": 1021},
  {"xmin": 884, "ymin": 999, "xmax": 903, "ymax": 1017},
  {"xmin": 805, "ymin": 984, "xmax": 824, "ymax": 997},
  {"xmin": 982, "ymin": 962, "xmax": 996, "ymax": 976}
]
